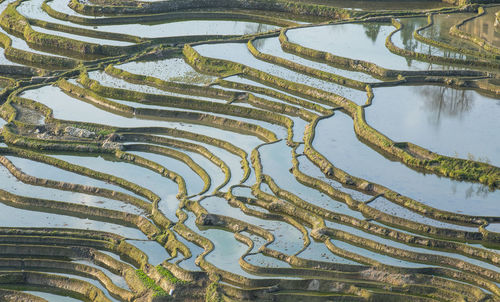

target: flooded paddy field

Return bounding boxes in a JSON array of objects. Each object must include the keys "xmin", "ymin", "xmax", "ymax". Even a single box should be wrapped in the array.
[{"xmin": 0, "ymin": 0, "xmax": 499, "ymax": 301}]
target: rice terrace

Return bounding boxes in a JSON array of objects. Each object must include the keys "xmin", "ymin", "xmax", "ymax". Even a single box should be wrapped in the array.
[{"xmin": 0, "ymin": 0, "xmax": 499, "ymax": 300}]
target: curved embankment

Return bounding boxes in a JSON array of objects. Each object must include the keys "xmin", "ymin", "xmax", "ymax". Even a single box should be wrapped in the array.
[
  {"xmin": 0, "ymin": 0, "xmax": 499, "ymax": 301},
  {"xmin": 183, "ymin": 44, "xmax": 500, "ymax": 188},
  {"xmin": 450, "ymin": 6, "xmax": 500, "ymax": 56}
]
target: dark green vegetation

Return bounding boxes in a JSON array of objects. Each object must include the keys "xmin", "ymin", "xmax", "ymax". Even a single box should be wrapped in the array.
[{"xmin": 0, "ymin": 0, "xmax": 499, "ymax": 301}]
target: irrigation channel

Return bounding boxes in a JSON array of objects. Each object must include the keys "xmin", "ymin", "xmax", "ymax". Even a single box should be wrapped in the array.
[{"xmin": 0, "ymin": 0, "xmax": 499, "ymax": 301}]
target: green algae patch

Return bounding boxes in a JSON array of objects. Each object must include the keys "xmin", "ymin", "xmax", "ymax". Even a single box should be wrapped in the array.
[
  {"xmin": 0, "ymin": 0, "xmax": 500, "ymax": 301},
  {"xmin": 135, "ymin": 269, "xmax": 169, "ymax": 297},
  {"xmin": 205, "ymin": 281, "xmax": 222, "ymax": 302},
  {"xmin": 185, "ymin": 39, "xmax": 500, "ymax": 188},
  {"xmin": 156, "ymin": 265, "xmax": 188, "ymax": 285}
]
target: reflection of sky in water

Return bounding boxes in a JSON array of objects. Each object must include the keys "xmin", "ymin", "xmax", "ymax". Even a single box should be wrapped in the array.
[
  {"xmin": 97, "ymin": 20, "xmax": 276, "ymax": 38},
  {"xmin": 48, "ymin": 0, "xmax": 105, "ymax": 18},
  {"xmin": 283, "ymin": 0, "xmax": 448, "ymax": 10},
  {"xmin": 0, "ymin": 163, "xmax": 144, "ymax": 215},
  {"xmin": 393, "ymin": 17, "xmax": 482, "ymax": 64},
  {"xmin": 24, "ymin": 291, "xmax": 82, "ymax": 302},
  {"xmin": 42, "ymin": 273, "xmax": 117, "ymax": 301},
  {"xmin": 0, "ymin": 0, "xmax": 65, "ymax": 59},
  {"xmin": 369, "ymin": 197, "xmax": 478, "ymax": 232},
  {"xmin": 366, "ymin": 85, "xmax": 500, "ymax": 166},
  {"xmin": 287, "ymin": 23, "xmax": 457, "ymax": 71},
  {"xmin": 183, "ymin": 211, "xmax": 261, "ymax": 277},
  {"xmin": 126, "ymin": 240, "xmax": 170, "ymax": 266},
  {"xmin": 327, "ymin": 220, "xmax": 500, "ymax": 272},
  {"xmin": 20, "ymin": 85, "xmax": 263, "ymax": 151},
  {"xmin": 200, "ymin": 195, "xmax": 304, "ymax": 255},
  {"xmin": 32, "ymin": 25, "xmax": 133, "ymax": 46},
  {"xmin": 120, "ymin": 58, "xmax": 217, "ymax": 86},
  {"xmin": 419, "ymin": 86, "xmax": 475, "ymax": 124},
  {"xmin": 0, "ymin": 202, "xmax": 147, "ymax": 239},
  {"xmin": 5, "ymin": 155, "xmax": 146, "ymax": 200},
  {"xmin": 462, "ymin": 7, "xmax": 500, "ymax": 48},
  {"xmin": 73, "ymin": 259, "xmax": 130, "ymax": 290},
  {"xmin": 314, "ymin": 112, "xmax": 500, "ymax": 216},
  {"xmin": 18, "ymin": 0, "xmax": 277, "ymax": 37},
  {"xmin": 51, "ymin": 154, "xmax": 179, "ymax": 203},
  {"xmin": 195, "ymin": 43, "xmax": 367, "ymax": 102},
  {"xmin": 253, "ymin": 36, "xmax": 380, "ymax": 84},
  {"xmin": 88, "ymin": 70, "xmax": 225, "ymax": 103},
  {"xmin": 2, "ymin": 0, "xmax": 499, "ymax": 290},
  {"xmin": 128, "ymin": 151, "xmax": 205, "ymax": 196},
  {"xmin": 421, "ymin": 13, "xmax": 489, "ymax": 55},
  {"xmin": 259, "ymin": 140, "xmax": 367, "ymax": 219}
]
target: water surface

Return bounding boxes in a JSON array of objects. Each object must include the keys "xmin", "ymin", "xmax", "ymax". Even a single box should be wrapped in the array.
[
  {"xmin": 367, "ymin": 85, "xmax": 500, "ymax": 166},
  {"xmin": 313, "ymin": 112, "xmax": 500, "ymax": 216},
  {"xmin": 287, "ymin": 23, "xmax": 457, "ymax": 71}
]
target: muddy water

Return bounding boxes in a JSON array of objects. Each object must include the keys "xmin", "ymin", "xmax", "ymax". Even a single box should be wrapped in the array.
[{"xmin": 11, "ymin": 104, "xmax": 45, "ymax": 125}]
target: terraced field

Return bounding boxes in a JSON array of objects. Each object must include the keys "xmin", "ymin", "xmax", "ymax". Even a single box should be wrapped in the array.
[{"xmin": 0, "ymin": 0, "xmax": 499, "ymax": 301}]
